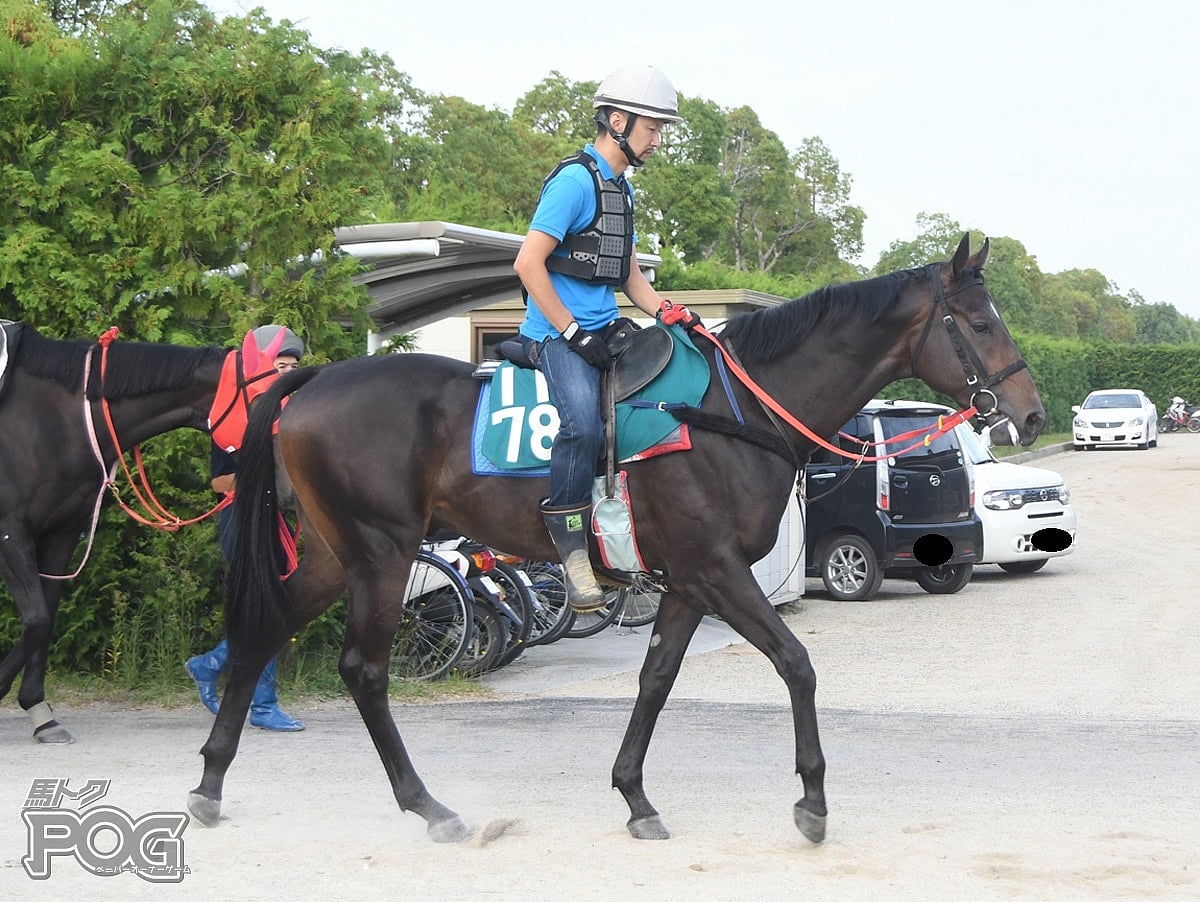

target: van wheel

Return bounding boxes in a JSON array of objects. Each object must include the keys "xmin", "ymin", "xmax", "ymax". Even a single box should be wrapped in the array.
[
  {"xmin": 915, "ymin": 563, "xmax": 973, "ymax": 594},
  {"xmin": 820, "ymin": 534, "xmax": 883, "ymax": 601},
  {"xmin": 998, "ymin": 559, "xmax": 1047, "ymax": 574}
]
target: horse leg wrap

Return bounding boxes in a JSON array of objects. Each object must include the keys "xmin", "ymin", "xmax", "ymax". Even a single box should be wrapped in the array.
[
  {"xmin": 540, "ymin": 500, "xmax": 606, "ymax": 613},
  {"xmin": 26, "ymin": 701, "xmax": 56, "ymax": 730}
]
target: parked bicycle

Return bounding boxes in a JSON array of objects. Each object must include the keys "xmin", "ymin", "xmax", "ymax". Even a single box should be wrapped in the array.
[{"xmin": 388, "ymin": 540, "xmax": 474, "ymax": 681}]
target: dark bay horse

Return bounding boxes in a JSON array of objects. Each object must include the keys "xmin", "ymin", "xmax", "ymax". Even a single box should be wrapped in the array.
[
  {"xmin": 0, "ymin": 326, "xmax": 227, "ymax": 743},
  {"xmin": 190, "ymin": 235, "xmax": 1045, "ymax": 843}
]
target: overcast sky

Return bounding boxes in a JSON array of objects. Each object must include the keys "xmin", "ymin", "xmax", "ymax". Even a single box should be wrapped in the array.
[{"xmin": 212, "ymin": 0, "xmax": 1199, "ymax": 319}]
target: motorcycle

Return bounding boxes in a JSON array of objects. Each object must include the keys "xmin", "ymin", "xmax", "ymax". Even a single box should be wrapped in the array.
[
  {"xmin": 1158, "ymin": 398, "xmax": 1200, "ymax": 434},
  {"xmin": 443, "ymin": 536, "xmax": 528, "ymax": 674}
]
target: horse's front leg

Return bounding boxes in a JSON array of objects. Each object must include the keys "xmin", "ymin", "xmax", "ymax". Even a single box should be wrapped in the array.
[
  {"xmin": 612, "ymin": 591, "xmax": 704, "ymax": 840},
  {"xmin": 707, "ymin": 574, "xmax": 827, "ymax": 843},
  {"xmin": 338, "ymin": 564, "xmax": 467, "ymax": 843}
]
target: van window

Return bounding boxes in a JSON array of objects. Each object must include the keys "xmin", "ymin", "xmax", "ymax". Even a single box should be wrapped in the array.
[
  {"xmin": 878, "ymin": 415, "xmax": 959, "ymax": 457},
  {"xmin": 955, "ymin": 423, "xmax": 993, "ymax": 465}
]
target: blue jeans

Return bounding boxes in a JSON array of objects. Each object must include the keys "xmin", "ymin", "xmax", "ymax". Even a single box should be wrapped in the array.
[{"xmin": 525, "ymin": 336, "xmax": 603, "ymax": 507}]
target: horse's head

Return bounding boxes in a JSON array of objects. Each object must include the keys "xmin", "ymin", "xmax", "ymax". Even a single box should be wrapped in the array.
[{"xmin": 907, "ymin": 234, "xmax": 1045, "ymax": 445}]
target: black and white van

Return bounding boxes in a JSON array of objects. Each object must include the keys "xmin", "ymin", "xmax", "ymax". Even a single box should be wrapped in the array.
[{"xmin": 803, "ymin": 399, "xmax": 983, "ymax": 601}]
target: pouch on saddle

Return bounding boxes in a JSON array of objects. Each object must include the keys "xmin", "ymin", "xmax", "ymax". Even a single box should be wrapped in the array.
[{"xmin": 497, "ymin": 319, "xmax": 674, "ymax": 402}]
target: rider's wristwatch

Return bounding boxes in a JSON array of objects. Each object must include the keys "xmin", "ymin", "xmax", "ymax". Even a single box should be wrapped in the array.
[{"xmin": 561, "ymin": 320, "xmax": 580, "ymax": 342}]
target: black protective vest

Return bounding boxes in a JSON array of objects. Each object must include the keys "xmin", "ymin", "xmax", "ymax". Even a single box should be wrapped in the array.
[{"xmin": 541, "ymin": 152, "xmax": 633, "ymax": 286}]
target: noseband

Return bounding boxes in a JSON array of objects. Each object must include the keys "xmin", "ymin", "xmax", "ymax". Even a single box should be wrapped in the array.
[{"xmin": 910, "ymin": 263, "xmax": 1028, "ymax": 416}]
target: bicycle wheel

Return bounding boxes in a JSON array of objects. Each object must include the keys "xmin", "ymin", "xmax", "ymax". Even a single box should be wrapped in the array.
[
  {"xmin": 490, "ymin": 560, "xmax": 534, "ymax": 668},
  {"xmin": 565, "ymin": 585, "xmax": 625, "ymax": 639},
  {"xmin": 390, "ymin": 551, "xmax": 472, "ymax": 681},
  {"xmin": 458, "ymin": 600, "xmax": 508, "ymax": 676},
  {"xmin": 612, "ymin": 585, "xmax": 661, "ymax": 628},
  {"xmin": 519, "ymin": 561, "xmax": 574, "ymax": 646}
]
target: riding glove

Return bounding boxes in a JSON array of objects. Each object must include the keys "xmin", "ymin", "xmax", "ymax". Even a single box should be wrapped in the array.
[
  {"xmin": 658, "ymin": 300, "xmax": 704, "ymax": 333},
  {"xmin": 564, "ymin": 322, "xmax": 613, "ymax": 369}
]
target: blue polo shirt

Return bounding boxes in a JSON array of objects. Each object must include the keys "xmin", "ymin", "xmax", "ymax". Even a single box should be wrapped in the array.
[{"xmin": 519, "ymin": 145, "xmax": 635, "ymax": 341}]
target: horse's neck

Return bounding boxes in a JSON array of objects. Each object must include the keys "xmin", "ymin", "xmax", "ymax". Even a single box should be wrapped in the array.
[
  {"xmin": 98, "ymin": 371, "xmax": 220, "ymax": 454},
  {"xmin": 743, "ymin": 327, "xmax": 909, "ymax": 447},
  {"xmin": 102, "ymin": 399, "xmax": 200, "ymax": 451}
]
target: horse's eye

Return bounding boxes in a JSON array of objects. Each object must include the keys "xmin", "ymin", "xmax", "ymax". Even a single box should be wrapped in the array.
[{"xmin": 971, "ymin": 322, "xmax": 991, "ymax": 334}]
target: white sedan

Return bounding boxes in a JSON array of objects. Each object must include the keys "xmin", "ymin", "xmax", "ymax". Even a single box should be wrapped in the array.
[{"xmin": 1072, "ymin": 389, "xmax": 1158, "ymax": 450}]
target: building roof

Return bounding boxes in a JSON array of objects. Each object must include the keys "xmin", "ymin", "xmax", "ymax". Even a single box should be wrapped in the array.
[
  {"xmin": 336, "ymin": 221, "xmax": 663, "ymax": 334},
  {"xmin": 335, "ymin": 221, "xmax": 790, "ymax": 337}
]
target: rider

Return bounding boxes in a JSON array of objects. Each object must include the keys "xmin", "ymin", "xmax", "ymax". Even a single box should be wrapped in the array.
[
  {"xmin": 514, "ymin": 64, "xmax": 692, "ymax": 613},
  {"xmin": 1170, "ymin": 396, "xmax": 1187, "ymax": 417}
]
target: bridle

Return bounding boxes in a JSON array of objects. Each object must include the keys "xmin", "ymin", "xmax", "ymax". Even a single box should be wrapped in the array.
[
  {"xmin": 39, "ymin": 329, "xmax": 224, "ymax": 579},
  {"xmin": 910, "ymin": 263, "xmax": 1028, "ymax": 419}
]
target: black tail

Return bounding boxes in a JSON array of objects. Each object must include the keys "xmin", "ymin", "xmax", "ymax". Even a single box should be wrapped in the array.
[{"xmin": 225, "ymin": 366, "xmax": 324, "ymax": 657}]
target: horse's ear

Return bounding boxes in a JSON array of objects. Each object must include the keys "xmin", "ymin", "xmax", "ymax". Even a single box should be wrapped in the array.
[
  {"xmin": 950, "ymin": 232, "xmax": 972, "ymax": 279},
  {"xmin": 240, "ymin": 330, "xmax": 258, "ymax": 367},
  {"xmin": 240, "ymin": 328, "xmax": 285, "ymax": 377},
  {"xmin": 968, "ymin": 236, "xmax": 991, "ymax": 272}
]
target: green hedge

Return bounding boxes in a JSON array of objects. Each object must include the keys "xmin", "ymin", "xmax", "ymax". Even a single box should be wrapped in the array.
[{"xmin": 880, "ymin": 333, "xmax": 1200, "ymax": 433}]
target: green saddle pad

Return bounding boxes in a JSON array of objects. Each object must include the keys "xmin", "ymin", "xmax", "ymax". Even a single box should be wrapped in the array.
[{"xmin": 476, "ymin": 323, "xmax": 710, "ymax": 473}]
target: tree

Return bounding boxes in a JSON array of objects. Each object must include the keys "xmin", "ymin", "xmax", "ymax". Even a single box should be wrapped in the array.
[
  {"xmin": 978, "ymin": 236, "xmax": 1042, "ymax": 333},
  {"xmin": 871, "ymin": 213, "xmax": 969, "ymax": 274},
  {"xmin": 1045, "ymin": 269, "xmax": 1135, "ymax": 343},
  {"xmin": 792, "ymin": 137, "xmax": 864, "ymax": 263},
  {"xmin": 1, "ymin": 0, "xmax": 381, "ymax": 355},
  {"xmin": 512, "ymin": 71, "xmax": 596, "ymax": 147},
  {"xmin": 1127, "ymin": 292, "xmax": 1200, "ymax": 345},
  {"xmin": 631, "ymin": 94, "xmax": 733, "ymax": 266},
  {"xmin": 396, "ymin": 95, "xmax": 551, "ymax": 233}
]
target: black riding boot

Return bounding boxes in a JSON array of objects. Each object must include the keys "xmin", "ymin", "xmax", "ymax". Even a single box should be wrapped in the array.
[{"xmin": 540, "ymin": 500, "xmax": 606, "ymax": 613}]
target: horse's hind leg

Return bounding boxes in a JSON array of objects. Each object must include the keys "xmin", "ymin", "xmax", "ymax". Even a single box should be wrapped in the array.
[
  {"xmin": 0, "ymin": 527, "xmax": 75, "ymax": 743},
  {"xmin": 188, "ymin": 643, "xmax": 272, "ymax": 827},
  {"xmin": 339, "ymin": 564, "xmax": 467, "ymax": 843},
  {"xmin": 189, "ymin": 540, "xmax": 345, "ymax": 828},
  {"xmin": 612, "ymin": 591, "xmax": 704, "ymax": 840}
]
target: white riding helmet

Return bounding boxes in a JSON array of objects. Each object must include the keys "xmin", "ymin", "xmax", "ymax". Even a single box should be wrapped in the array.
[
  {"xmin": 252, "ymin": 324, "xmax": 305, "ymax": 360},
  {"xmin": 593, "ymin": 65, "xmax": 683, "ymax": 124},
  {"xmin": 1172, "ymin": 396, "xmax": 1185, "ymax": 404}
]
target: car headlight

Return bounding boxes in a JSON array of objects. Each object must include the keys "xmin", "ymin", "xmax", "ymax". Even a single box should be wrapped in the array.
[
  {"xmin": 983, "ymin": 489, "xmax": 1025, "ymax": 511},
  {"xmin": 1073, "ymin": 416, "xmax": 1086, "ymax": 428},
  {"xmin": 1129, "ymin": 416, "xmax": 1144, "ymax": 426},
  {"xmin": 1058, "ymin": 485, "xmax": 1070, "ymax": 504}
]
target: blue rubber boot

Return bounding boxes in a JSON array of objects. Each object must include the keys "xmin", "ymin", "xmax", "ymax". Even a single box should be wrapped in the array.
[
  {"xmin": 249, "ymin": 658, "xmax": 305, "ymax": 732},
  {"xmin": 185, "ymin": 639, "xmax": 228, "ymax": 715}
]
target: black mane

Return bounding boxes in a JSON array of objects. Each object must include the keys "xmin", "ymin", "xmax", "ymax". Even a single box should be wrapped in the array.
[
  {"xmin": 720, "ymin": 268, "xmax": 925, "ymax": 364},
  {"xmin": 14, "ymin": 325, "xmax": 225, "ymax": 399}
]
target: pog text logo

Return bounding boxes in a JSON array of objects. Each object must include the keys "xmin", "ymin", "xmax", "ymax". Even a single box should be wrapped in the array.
[{"xmin": 21, "ymin": 778, "xmax": 189, "ymax": 883}]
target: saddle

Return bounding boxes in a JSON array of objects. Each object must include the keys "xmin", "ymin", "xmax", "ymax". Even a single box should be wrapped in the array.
[{"xmin": 494, "ymin": 318, "xmax": 674, "ymax": 402}]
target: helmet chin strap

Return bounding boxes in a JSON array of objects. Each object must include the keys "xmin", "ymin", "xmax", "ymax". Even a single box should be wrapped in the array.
[{"xmin": 596, "ymin": 110, "xmax": 645, "ymax": 168}]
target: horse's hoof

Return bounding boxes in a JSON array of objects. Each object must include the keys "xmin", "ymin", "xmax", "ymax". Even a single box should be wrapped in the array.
[
  {"xmin": 33, "ymin": 723, "xmax": 74, "ymax": 744},
  {"xmin": 187, "ymin": 791, "xmax": 222, "ymax": 828},
  {"xmin": 627, "ymin": 815, "xmax": 671, "ymax": 840},
  {"xmin": 793, "ymin": 803, "xmax": 827, "ymax": 843},
  {"xmin": 428, "ymin": 815, "xmax": 469, "ymax": 843}
]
